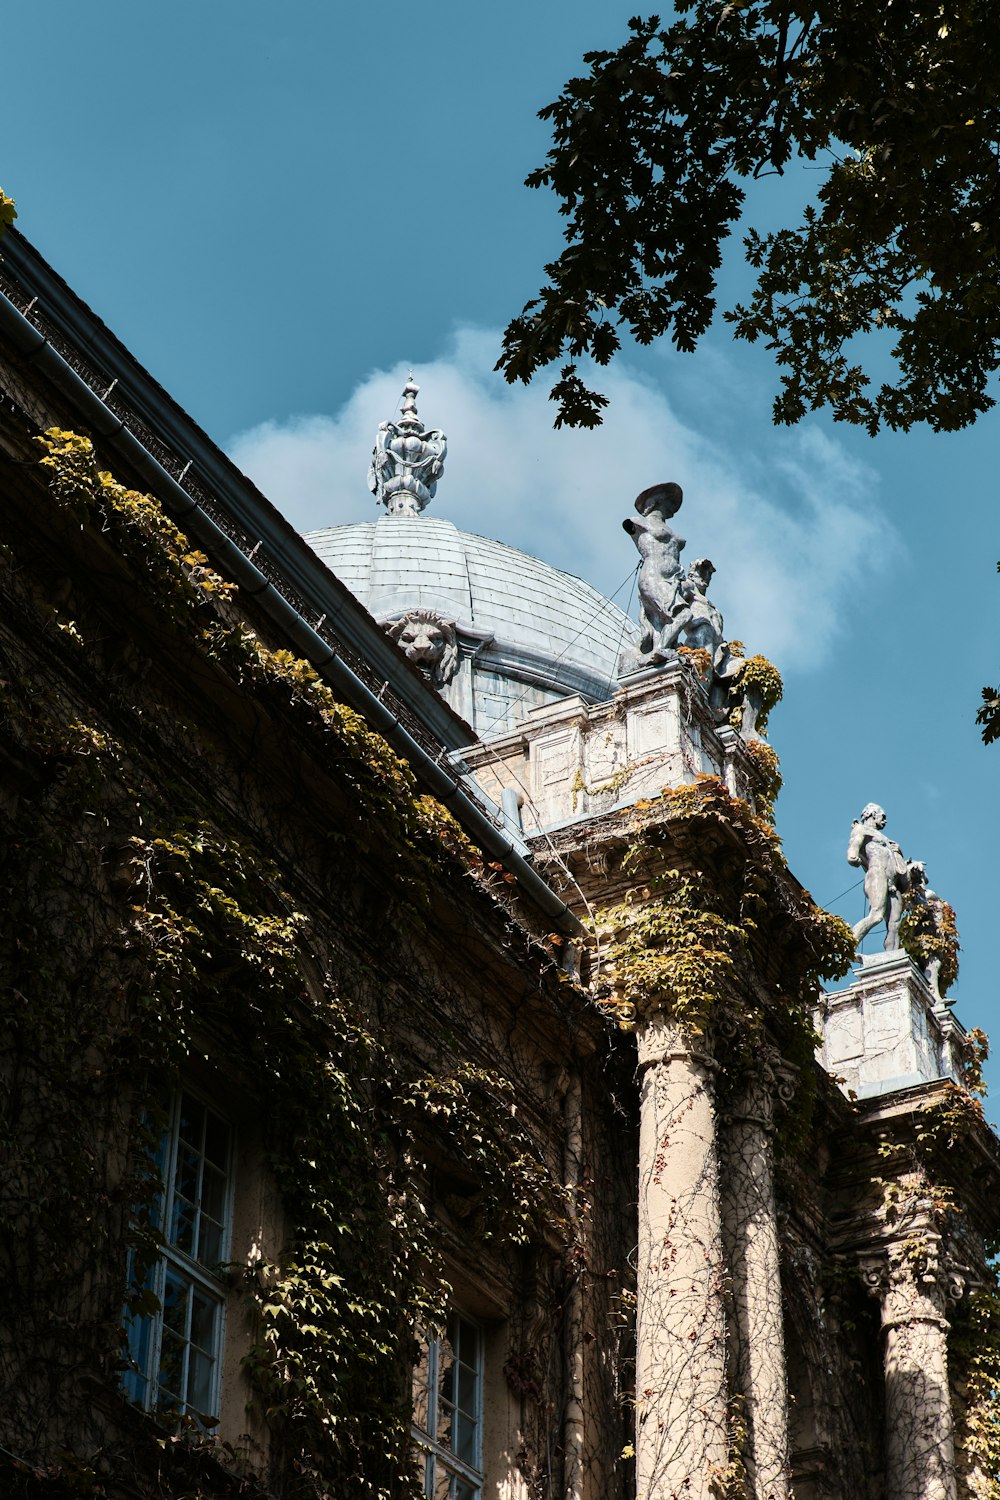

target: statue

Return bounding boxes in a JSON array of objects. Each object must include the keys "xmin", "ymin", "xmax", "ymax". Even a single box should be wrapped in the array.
[
  {"xmin": 846, "ymin": 804, "xmax": 913, "ymax": 952},
  {"xmin": 368, "ymin": 380, "xmax": 447, "ymax": 517},
  {"xmin": 661, "ymin": 558, "xmax": 725, "ymax": 657},
  {"xmin": 845, "ymin": 809, "xmax": 960, "ymax": 983},
  {"xmin": 622, "ymin": 482, "xmax": 687, "ymax": 663},
  {"xmin": 619, "ymin": 486, "xmax": 765, "ymax": 737},
  {"xmin": 384, "ymin": 609, "xmax": 459, "ymax": 688}
]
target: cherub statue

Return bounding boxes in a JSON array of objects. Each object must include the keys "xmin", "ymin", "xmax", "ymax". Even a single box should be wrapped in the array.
[{"xmin": 661, "ymin": 558, "xmax": 725, "ymax": 657}]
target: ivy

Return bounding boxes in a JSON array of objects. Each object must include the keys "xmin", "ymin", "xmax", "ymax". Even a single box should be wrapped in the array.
[
  {"xmin": 743, "ymin": 740, "xmax": 782, "ymax": 826},
  {"xmin": 0, "ymin": 186, "xmax": 15, "ymax": 240},
  {"xmin": 962, "ymin": 1028, "xmax": 990, "ymax": 1097},
  {"xmin": 952, "ymin": 1283, "xmax": 1000, "ymax": 1500},
  {"xmin": 731, "ymin": 651, "xmax": 783, "ymax": 736},
  {"xmin": 900, "ymin": 892, "xmax": 961, "ymax": 999},
  {"xmin": 0, "ymin": 432, "xmax": 574, "ymax": 1498},
  {"xmin": 595, "ymin": 866, "xmax": 744, "ymax": 1031},
  {"xmin": 591, "ymin": 777, "xmax": 855, "ymax": 1059},
  {"xmin": 34, "ymin": 430, "xmax": 496, "ymax": 876}
]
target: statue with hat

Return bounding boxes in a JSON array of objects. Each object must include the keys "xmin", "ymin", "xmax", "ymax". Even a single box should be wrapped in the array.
[
  {"xmin": 622, "ymin": 482, "xmax": 688, "ymax": 663},
  {"xmin": 619, "ymin": 482, "xmax": 767, "ymax": 738}
]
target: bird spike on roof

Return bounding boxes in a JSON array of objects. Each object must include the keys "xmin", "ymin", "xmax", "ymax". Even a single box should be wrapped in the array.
[{"xmin": 367, "ymin": 378, "xmax": 448, "ymax": 516}]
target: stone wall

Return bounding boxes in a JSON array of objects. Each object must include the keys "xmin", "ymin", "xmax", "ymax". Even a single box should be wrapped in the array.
[{"xmin": 0, "ymin": 339, "xmax": 635, "ymax": 1500}]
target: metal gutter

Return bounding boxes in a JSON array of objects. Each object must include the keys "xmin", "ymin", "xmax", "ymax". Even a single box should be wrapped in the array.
[
  {"xmin": 0, "ymin": 282, "xmax": 583, "ymax": 939},
  {"xmin": 0, "ymin": 229, "xmax": 473, "ymax": 755}
]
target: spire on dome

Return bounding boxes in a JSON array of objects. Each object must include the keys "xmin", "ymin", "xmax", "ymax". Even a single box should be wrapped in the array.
[{"xmin": 367, "ymin": 378, "xmax": 448, "ymax": 516}]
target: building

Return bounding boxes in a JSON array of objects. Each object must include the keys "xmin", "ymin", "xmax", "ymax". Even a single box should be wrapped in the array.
[{"xmin": 1, "ymin": 218, "xmax": 999, "ymax": 1500}]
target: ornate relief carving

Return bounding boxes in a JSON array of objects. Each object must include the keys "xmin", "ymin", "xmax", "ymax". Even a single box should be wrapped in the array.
[
  {"xmin": 858, "ymin": 1239, "xmax": 968, "ymax": 1326},
  {"xmin": 368, "ymin": 380, "xmax": 447, "ymax": 516},
  {"xmin": 384, "ymin": 609, "xmax": 459, "ymax": 688}
]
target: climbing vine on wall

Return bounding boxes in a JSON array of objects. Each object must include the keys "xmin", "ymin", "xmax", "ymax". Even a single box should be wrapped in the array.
[
  {"xmin": 736, "ymin": 653, "xmax": 783, "ymax": 734},
  {"xmin": 723, "ymin": 642, "xmax": 783, "ymax": 737},
  {"xmin": 595, "ymin": 865, "xmax": 744, "ymax": 1031},
  {"xmin": 951, "ymin": 1284, "xmax": 1000, "ymax": 1500},
  {"xmin": 36, "ymin": 429, "xmax": 505, "ymax": 878},
  {"xmin": 0, "ymin": 431, "xmax": 574, "ymax": 1498},
  {"xmin": 590, "ymin": 778, "xmax": 855, "ymax": 1064},
  {"xmin": 743, "ymin": 739, "xmax": 782, "ymax": 825},
  {"xmin": 868, "ymin": 1048, "xmax": 1000, "ymax": 1497},
  {"xmin": 900, "ymin": 893, "xmax": 960, "ymax": 998}
]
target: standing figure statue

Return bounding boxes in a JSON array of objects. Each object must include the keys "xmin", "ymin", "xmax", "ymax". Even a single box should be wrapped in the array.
[
  {"xmin": 846, "ymin": 803, "xmax": 912, "ymax": 951},
  {"xmin": 622, "ymin": 482, "xmax": 686, "ymax": 662},
  {"xmin": 618, "ymin": 487, "xmax": 765, "ymax": 737}
]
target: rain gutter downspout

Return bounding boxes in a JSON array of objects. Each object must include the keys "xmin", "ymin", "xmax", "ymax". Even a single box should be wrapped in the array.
[{"xmin": 0, "ymin": 293, "xmax": 582, "ymax": 940}]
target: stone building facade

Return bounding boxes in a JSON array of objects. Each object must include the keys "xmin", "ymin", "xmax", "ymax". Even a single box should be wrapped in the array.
[{"xmin": 1, "ymin": 221, "xmax": 998, "ymax": 1500}]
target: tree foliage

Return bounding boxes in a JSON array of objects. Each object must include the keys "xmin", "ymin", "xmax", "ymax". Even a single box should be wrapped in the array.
[
  {"xmin": 497, "ymin": 2, "xmax": 1000, "ymax": 434},
  {"xmin": 978, "ymin": 563, "xmax": 1000, "ymax": 743}
]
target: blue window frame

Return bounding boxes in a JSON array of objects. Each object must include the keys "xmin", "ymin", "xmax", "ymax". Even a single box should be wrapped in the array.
[
  {"xmin": 123, "ymin": 1089, "xmax": 234, "ymax": 1421},
  {"xmin": 412, "ymin": 1312, "xmax": 484, "ymax": 1500}
]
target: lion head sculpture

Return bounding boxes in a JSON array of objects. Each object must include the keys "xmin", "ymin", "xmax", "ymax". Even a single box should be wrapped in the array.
[{"xmin": 384, "ymin": 609, "xmax": 459, "ymax": 689}]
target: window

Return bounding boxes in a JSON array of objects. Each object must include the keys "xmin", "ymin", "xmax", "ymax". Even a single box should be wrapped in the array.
[
  {"xmin": 123, "ymin": 1089, "xmax": 234, "ymax": 1421},
  {"xmin": 412, "ymin": 1313, "xmax": 484, "ymax": 1500}
]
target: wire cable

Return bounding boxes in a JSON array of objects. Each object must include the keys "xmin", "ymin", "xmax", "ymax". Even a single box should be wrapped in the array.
[
  {"xmin": 476, "ymin": 563, "xmax": 640, "ymax": 739},
  {"xmin": 819, "ymin": 876, "xmax": 864, "ymax": 910}
]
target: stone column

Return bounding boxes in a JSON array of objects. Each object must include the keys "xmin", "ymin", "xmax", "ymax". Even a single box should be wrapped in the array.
[
  {"xmin": 635, "ymin": 1010, "xmax": 729, "ymax": 1500},
  {"xmin": 721, "ymin": 1048, "xmax": 792, "ymax": 1500},
  {"xmin": 862, "ymin": 1241, "xmax": 964, "ymax": 1500}
]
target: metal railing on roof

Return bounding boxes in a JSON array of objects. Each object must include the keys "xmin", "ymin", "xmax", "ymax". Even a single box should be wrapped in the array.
[{"xmin": 0, "ymin": 255, "xmax": 481, "ymax": 786}]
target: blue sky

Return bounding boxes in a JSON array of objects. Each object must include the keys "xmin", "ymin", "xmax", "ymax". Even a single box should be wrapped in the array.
[{"xmin": 5, "ymin": 3, "xmax": 998, "ymax": 1102}]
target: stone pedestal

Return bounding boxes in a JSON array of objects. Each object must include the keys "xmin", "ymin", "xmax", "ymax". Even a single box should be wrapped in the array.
[
  {"xmin": 862, "ymin": 1243, "xmax": 963, "ymax": 1500},
  {"xmin": 635, "ymin": 1012, "xmax": 729, "ymax": 1500},
  {"xmin": 459, "ymin": 662, "xmax": 757, "ymax": 835},
  {"xmin": 819, "ymin": 953, "xmax": 968, "ymax": 1099},
  {"xmin": 721, "ymin": 1055, "xmax": 792, "ymax": 1500}
]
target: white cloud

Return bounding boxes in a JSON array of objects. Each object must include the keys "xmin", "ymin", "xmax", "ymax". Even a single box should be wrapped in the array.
[{"xmin": 227, "ymin": 327, "xmax": 898, "ymax": 674}]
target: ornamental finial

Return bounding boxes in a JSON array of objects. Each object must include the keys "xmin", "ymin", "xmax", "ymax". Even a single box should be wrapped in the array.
[{"xmin": 367, "ymin": 378, "xmax": 448, "ymax": 516}]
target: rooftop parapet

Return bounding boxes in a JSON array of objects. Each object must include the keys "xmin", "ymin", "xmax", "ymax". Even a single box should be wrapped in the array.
[{"xmin": 459, "ymin": 658, "xmax": 760, "ymax": 837}]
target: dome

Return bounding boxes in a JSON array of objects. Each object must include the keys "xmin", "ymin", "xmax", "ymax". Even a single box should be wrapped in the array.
[{"xmin": 305, "ymin": 514, "xmax": 638, "ymax": 739}]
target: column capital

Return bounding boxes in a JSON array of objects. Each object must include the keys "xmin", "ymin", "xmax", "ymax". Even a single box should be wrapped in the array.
[
  {"xmin": 856, "ymin": 1235, "xmax": 964, "ymax": 1499},
  {"xmin": 858, "ymin": 1238, "xmax": 968, "ymax": 1330},
  {"xmin": 719, "ymin": 1039, "xmax": 799, "ymax": 1132},
  {"xmin": 635, "ymin": 1006, "xmax": 717, "ymax": 1074}
]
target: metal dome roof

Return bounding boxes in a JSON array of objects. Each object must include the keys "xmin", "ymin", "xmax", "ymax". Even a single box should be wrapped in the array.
[{"xmin": 304, "ymin": 516, "xmax": 638, "ymax": 725}]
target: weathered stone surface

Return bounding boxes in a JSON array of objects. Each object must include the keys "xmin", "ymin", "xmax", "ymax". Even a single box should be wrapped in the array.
[
  {"xmin": 383, "ymin": 608, "xmax": 459, "ymax": 687},
  {"xmin": 461, "ymin": 661, "xmax": 756, "ymax": 835},
  {"xmin": 819, "ymin": 953, "xmax": 969, "ymax": 1098}
]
